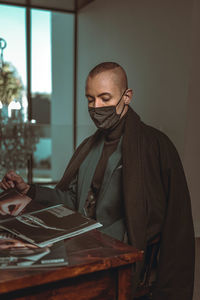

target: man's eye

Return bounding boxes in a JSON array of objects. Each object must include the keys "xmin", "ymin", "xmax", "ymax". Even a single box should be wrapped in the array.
[
  {"xmin": 88, "ymin": 99, "xmax": 94, "ymax": 103},
  {"xmin": 102, "ymin": 98, "xmax": 110, "ymax": 102}
]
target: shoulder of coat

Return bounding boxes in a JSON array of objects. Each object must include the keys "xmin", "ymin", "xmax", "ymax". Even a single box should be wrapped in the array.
[{"xmin": 140, "ymin": 122, "xmax": 180, "ymax": 163}]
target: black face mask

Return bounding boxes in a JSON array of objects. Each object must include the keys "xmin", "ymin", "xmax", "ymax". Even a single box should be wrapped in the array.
[{"xmin": 88, "ymin": 90, "xmax": 127, "ymax": 131}]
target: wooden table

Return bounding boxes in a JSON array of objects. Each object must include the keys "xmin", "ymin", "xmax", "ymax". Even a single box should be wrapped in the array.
[{"xmin": 0, "ymin": 230, "xmax": 143, "ymax": 300}]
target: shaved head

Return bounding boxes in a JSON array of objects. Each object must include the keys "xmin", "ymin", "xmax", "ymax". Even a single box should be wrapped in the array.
[{"xmin": 86, "ymin": 62, "xmax": 128, "ymax": 93}]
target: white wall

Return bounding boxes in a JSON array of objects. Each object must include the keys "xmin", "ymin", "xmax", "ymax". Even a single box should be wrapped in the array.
[
  {"xmin": 77, "ymin": 0, "xmax": 193, "ymax": 155},
  {"xmin": 183, "ymin": 0, "xmax": 200, "ymax": 236},
  {"xmin": 77, "ymin": 0, "xmax": 200, "ymax": 235}
]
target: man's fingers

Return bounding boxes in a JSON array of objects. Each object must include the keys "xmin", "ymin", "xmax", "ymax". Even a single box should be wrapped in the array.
[
  {"xmin": 1, "ymin": 171, "xmax": 16, "ymax": 184},
  {"xmin": 6, "ymin": 172, "xmax": 21, "ymax": 182},
  {"xmin": 1, "ymin": 171, "xmax": 23, "ymax": 190},
  {"xmin": 2, "ymin": 180, "xmax": 14, "ymax": 189},
  {"xmin": 2, "ymin": 177, "xmax": 9, "ymax": 186},
  {"xmin": 2, "ymin": 175, "xmax": 15, "ymax": 187},
  {"xmin": 7, "ymin": 180, "xmax": 15, "ymax": 188},
  {"xmin": 0, "ymin": 182, "xmax": 9, "ymax": 190},
  {"xmin": 1, "ymin": 171, "xmax": 28, "ymax": 194}
]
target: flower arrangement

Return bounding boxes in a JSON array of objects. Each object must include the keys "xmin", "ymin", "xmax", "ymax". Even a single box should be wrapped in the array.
[{"xmin": 0, "ymin": 62, "xmax": 23, "ymax": 105}]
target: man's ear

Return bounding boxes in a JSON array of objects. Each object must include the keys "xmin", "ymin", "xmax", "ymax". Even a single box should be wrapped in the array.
[{"xmin": 124, "ymin": 89, "xmax": 133, "ymax": 104}]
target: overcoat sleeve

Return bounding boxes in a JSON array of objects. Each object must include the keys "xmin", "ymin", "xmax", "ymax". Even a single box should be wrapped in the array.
[
  {"xmin": 152, "ymin": 133, "xmax": 195, "ymax": 300},
  {"xmin": 33, "ymin": 176, "xmax": 77, "ymax": 210}
]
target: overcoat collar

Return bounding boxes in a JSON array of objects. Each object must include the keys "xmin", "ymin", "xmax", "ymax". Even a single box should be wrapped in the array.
[{"xmin": 56, "ymin": 131, "xmax": 101, "ymax": 191}]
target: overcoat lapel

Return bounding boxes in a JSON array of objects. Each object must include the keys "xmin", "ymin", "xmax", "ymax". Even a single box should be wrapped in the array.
[
  {"xmin": 77, "ymin": 138, "xmax": 104, "ymax": 212},
  {"xmin": 56, "ymin": 131, "xmax": 102, "ymax": 191}
]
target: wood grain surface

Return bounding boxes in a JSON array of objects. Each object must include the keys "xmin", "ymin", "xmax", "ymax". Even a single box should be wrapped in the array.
[{"xmin": 0, "ymin": 230, "xmax": 143, "ymax": 300}]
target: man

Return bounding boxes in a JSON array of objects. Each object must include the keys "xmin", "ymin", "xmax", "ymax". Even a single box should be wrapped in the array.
[{"xmin": 0, "ymin": 62, "xmax": 195, "ymax": 299}]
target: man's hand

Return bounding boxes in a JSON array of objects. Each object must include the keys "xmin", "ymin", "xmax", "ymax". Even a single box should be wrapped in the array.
[
  {"xmin": 0, "ymin": 170, "xmax": 30, "ymax": 194},
  {"xmin": 0, "ymin": 171, "xmax": 32, "ymax": 216}
]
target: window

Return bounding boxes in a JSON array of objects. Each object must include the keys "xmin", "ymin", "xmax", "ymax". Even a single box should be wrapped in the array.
[
  {"xmin": 0, "ymin": 4, "xmax": 74, "ymax": 183},
  {"xmin": 0, "ymin": 4, "xmax": 27, "ymax": 179},
  {"xmin": 31, "ymin": 9, "xmax": 74, "ymax": 183}
]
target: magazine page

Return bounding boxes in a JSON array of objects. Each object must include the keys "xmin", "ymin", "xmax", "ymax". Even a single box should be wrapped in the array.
[
  {"xmin": 0, "ymin": 201, "xmax": 102, "ymax": 247},
  {"xmin": 0, "ymin": 230, "xmax": 68, "ymax": 269},
  {"xmin": 0, "ymin": 188, "xmax": 53, "ymax": 223}
]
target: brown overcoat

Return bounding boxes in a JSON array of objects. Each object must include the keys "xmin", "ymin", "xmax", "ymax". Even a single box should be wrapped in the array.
[{"xmin": 57, "ymin": 107, "xmax": 195, "ymax": 300}]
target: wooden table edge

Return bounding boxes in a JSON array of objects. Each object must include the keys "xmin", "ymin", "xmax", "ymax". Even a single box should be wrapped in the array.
[{"xmin": 0, "ymin": 250, "xmax": 143, "ymax": 294}]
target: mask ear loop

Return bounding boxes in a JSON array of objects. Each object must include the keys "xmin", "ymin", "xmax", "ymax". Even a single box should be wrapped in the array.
[{"xmin": 116, "ymin": 89, "xmax": 127, "ymax": 117}]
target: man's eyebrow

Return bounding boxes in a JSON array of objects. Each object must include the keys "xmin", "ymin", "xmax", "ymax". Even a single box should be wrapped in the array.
[
  {"xmin": 85, "ymin": 94, "xmax": 93, "ymax": 98},
  {"xmin": 98, "ymin": 92, "xmax": 112, "ymax": 97},
  {"xmin": 85, "ymin": 92, "xmax": 112, "ymax": 98}
]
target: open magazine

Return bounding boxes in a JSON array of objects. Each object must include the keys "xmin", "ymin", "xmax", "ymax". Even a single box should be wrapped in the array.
[
  {"xmin": 0, "ymin": 230, "xmax": 68, "ymax": 269},
  {"xmin": 0, "ymin": 189, "xmax": 102, "ymax": 247}
]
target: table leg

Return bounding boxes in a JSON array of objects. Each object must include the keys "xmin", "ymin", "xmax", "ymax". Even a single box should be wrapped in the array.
[{"xmin": 118, "ymin": 264, "xmax": 132, "ymax": 300}]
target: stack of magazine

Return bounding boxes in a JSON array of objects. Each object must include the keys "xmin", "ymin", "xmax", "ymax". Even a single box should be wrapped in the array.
[{"xmin": 0, "ymin": 188, "xmax": 102, "ymax": 269}]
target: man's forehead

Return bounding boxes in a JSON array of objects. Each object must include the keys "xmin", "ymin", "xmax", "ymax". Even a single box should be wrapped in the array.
[{"xmin": 86, "ymin": 70, "xmax": 121, "ymax": 91}]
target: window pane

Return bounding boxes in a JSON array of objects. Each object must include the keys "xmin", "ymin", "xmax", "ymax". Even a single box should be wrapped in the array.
[
  {"xmin": 31, "ymin": 9, "xmax": 74, "ymax": 183},
  {"xmin": 0, "ymin": 4, "xmax": 28, "ymax": 181}
]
